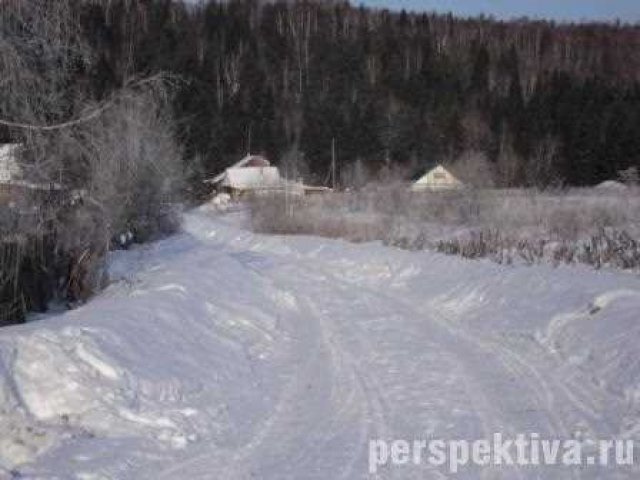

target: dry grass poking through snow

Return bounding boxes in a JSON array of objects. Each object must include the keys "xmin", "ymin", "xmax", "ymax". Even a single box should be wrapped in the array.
[{"xmin": 249, "ymin": 186, "xmax": 640, "ymax": 270}]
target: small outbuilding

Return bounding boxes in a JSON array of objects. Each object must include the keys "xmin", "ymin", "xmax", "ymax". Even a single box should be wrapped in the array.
[
  {"xmin": 0, "ymin": 144, "xmax": 27, "ymax": 206},
  {"xmin": 206, "ymin": 154, "xmax": 332, "ymax": 199},
  {"xmin": 411, "ymin": 164, "xmax": 464, "ymax": 191},
  {"xmin": 0, "ymin": 144, "xmax": 22, "ymax": 183},
  {"xmin": 0, "ymin": 143, "xmax": 63, "ymax": 207},
  {"xmin": 219, "ymin": 165, "xmax": 282, "ymax": 192},
  {"xmin": 205, "ymin": 155, "xmax": 286, "ymax": 198}
]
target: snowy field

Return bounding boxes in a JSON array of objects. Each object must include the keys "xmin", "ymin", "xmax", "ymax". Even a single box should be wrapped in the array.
[
  {"xmin": 250, "ymin": 187, "xmax": 640, "ymax": 270},
  {"xmin": 1, "ymin": 208, "xmax": 640, "ymax": 478}
]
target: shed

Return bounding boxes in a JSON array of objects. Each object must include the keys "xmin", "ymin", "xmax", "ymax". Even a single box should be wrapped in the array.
[
  {"xmin": 205, "ymin": 155, "xmax": 289, "ymax": 197},
  {"xmin": 0, "ymin": 144, "xmax": 24, "ymax": 205},
  {"xmin": 206, "ymin": 154, "xmax": 333, "ymax": 198},
  {"xmin": 0, "ymin": 143, "xmax": 63, "ymax": 207},
  {"xmin": 206, "ymin": 155, "xmax": 273, "ymax": 186},
  {"xmin": 411, "ymin": 164, "xmax": 464, "ymax": 191},
  {"xmin": 220, "ymin": 166, "xmax": 282, "ymax": 191},
  {"xmin": 0, "ymin": 144, "xmax": 22, "ymax": 183}
]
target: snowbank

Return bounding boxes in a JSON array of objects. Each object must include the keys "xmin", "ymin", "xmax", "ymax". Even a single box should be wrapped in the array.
[{"xmin": 595, "ymin": 180, "xmax": 628, "ymax": 192}]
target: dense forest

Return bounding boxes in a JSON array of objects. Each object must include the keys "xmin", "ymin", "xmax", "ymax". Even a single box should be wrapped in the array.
[
  {"xmin": 2, "ymin": 0, "xmax": 640, "ymax": 188},
  {"xmin": 0, "ymin": 0, "xmax": 639, "ymax": 323}
]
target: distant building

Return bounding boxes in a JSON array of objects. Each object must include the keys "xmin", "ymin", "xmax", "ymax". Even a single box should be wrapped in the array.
[
  {"xmin": 0, "ymin": 143, "xmax": 62, "ymax": 207},
  {"xmin": 411, "ymin": 164, "xmax": 464, "ymax": 191},
  {"xmin": 0, "ymin": 144, "xmax": 22, "ymax": 182},
  {"xmin": 0, "ymin": 144, "xmax": 25, "ymax": 206},
  {"xmin": 205, "ymin": 155, "xmax": 288, "ymax": 197},
  {"xmin": 219, "ymin": 164, "xmax": 283, "ymax": 193},
  {"xmin": 205, "ymin": 154, "xmax": 331, "ymax": 198}
]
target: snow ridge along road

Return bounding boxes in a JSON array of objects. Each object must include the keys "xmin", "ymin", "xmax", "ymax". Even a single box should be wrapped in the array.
[{"xmin": 0, "ymin": 208, "xmax": 639, "ymax": 479}]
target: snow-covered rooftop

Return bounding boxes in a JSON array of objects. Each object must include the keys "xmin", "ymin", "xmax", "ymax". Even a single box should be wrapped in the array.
[
  {"xmin": 206, "ymin": 154, "xmax": 272, "ymax": 185},
  {"xmin": 0, "ymin": 143, "xmax": 23, "ymax": 183},
  {"xmin": 412, "ymin": 164, "xmax": 464, "ymax": 191},
  {"xmin": 220, "ymin": 166, "xmax": 282, "ymax": 190},
  {"xmin": 595, "ymin": 180, "xmax": 628, "ymax": 192}
]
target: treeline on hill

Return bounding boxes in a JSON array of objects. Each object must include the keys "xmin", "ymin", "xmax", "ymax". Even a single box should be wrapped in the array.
[
  {"xmin": 17, "ymin": 0, "xmax": 636, "ymax": 188},
  {"xmin": 0, "ymin": 0, "xmax": 639, "ymax": 324}
]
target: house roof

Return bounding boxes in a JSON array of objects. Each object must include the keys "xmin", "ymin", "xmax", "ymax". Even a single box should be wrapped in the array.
[
  {"xmin": 206, "ymin": 155, "xmax": 271, "ymax": 185},
  {"xmin": 413, "ymin": 164, "xmax": 464, "ymax": 190},
  {"xmin": 220, "ymin": 166, "xmax": 282, "ymax": 190},
  {"xmin": 0, "ymin": 144, "xmax": 23, "ymax": 183}
]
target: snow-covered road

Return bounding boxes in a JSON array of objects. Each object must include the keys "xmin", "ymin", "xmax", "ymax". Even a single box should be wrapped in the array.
[{"xmin": 1, "ymin": 209, "xmax": 639, "ymax": 479}]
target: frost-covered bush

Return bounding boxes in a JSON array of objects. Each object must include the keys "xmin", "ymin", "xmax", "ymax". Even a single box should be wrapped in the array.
[
  {"xmin": 75, "ymin": 93, "xmax": 184, "ymax": 243},
  {"xmin": 0, "ymin": 2, "xmax": 184, "ymax": 323}
]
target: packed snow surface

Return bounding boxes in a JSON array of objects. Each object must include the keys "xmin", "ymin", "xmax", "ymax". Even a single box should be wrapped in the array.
[{"xmin": 0, "ymin": 208, "xmax": 639, "ymax": 479}]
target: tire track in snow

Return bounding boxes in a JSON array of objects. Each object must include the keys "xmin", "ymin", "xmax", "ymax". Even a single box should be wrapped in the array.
[
  {"xmin": 299, "ymin": 297, "xmax": 391, "ymax": 480},
  {"xmin": 280, "ymin": 266, "xmax": 502, "ymax": 480},
  {"xmin": 159, "ymin": 296, "xmax": 331, "ymax": 479},
  {"xmin": 214, "ymin": 254, "xmax": 439, "ymax": 479},
  {"xmin": 171, "ymin": 214, "xmax": 637, "ymax": 479},
  {"xmin": 210, "ymin": 246, "xmax": 570, "ymax": 479},
  {"xmin": 290, "ymin": 258, "xmax": 594, "ymax": 479},
  {"xmin": 344, "ymin": 277, "xmax": 586, "ymax": 479},
  {"xmin": 318, "ymin": 257, "xmax": 635, "ymax": 479},
  {"xmin": 157, "ymin": 257, "xmax": 384, "ymax": 479}
]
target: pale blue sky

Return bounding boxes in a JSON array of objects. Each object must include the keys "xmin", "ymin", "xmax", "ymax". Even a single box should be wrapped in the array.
[{"xmin": 355, "ymin": 0, "xmax": 639, "ymax": 22}]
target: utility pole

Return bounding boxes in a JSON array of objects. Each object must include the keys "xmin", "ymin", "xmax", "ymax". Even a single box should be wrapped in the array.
[
  {"xmin": 247, "ymin": 124, "xmax": 252, "ymax": 155},
  {"xmin": 331, "ymin": 137, "xmax": 336, "ymax": 190},
  {"xmin": 284, "ymin": 162, "xmax": 289, "ymax": 217}
]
